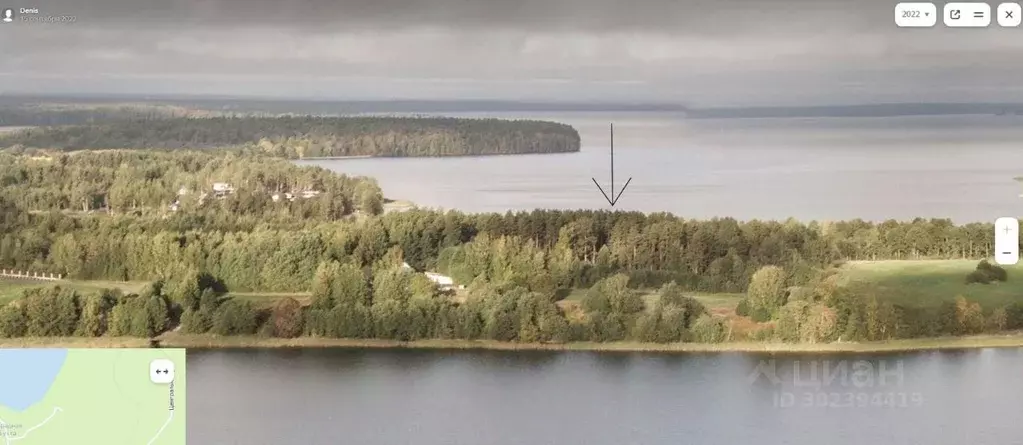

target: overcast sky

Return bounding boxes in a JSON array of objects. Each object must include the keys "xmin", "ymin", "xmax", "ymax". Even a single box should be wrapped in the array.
[{"xmin": 2, "ymin": 0, "xmax": 1022, "ymax": 106}]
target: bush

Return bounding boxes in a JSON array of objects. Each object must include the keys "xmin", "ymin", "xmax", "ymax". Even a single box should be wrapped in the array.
[
  {"xmin": 984, "ymin": 263, "xmax": 1008, "ymax": 282},
  {"xmin": 750, "ymin": 307, "xmax": 773, "ymax": 323},
  {"xmin": 967, "ymin": 260, "xmax": 1007, "ymax": 284},
  {"xmin": 180, "ymin": 309, "xmax": 212, "ymax": 334},
  {"xmin": 269, "ymin": 298, "xmax": 305, "ymax": 338},
  {"xmin": 690, "ymin": 315, "xmax": 727, "ymax": 343},
  {"xmin": 750, "ymin": 324, "xmax": 775, "ymax": 341},
  {"xmin": 988, "ymin": 307, "xmax": 1009, "ymax": 332},
  {"xmin": 211, "ymin": 300, "xmax": 259, "ymax": 336},
  {"xmin": 965, "ymin": 270, "xmax": 990, "ymax": 284},
  {"xmin": 747, "ymin": 266, "xmax": 787, "ymax": 312},
  {"xmin": 1006, "ymin": 303, "xmax": 1023, "ymax": 329},
  {"xmin": 23, "ymin": 287, "xmax": 80, "ymax": 337},
  {"xmin": 0, "ymin": 304, "xmax": 27, "ymax": 338},
  {"xmin": 735, "ymin": 298, "xmax": 750, "ymax": 317}
]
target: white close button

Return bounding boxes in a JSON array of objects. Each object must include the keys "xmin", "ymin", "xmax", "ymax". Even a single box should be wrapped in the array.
[
  {"xmin": 945, "ymin": 2, "xmax": 992, "ymax": 27},
  {"xmin": 998, "ymin": 3, "xmax": 1022, "ymax": 26},
  {"xmin": 995, "ymin": 217, "xmax": 1019, "ymax": 265},
  {"xmin": 896, "ymin": 3, "xmax": 938, "ymax": 27}
]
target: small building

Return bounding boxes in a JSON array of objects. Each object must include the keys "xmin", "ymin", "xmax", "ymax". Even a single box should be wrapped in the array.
[
  {"xmin": 177, "ymin": 186, "xmax": 190, "ymax": 196},
  {"xmin": 169, "ymin": 201, "xmax": 180, "ymax": 212},
  {"xmin": 300, "ymin": 190, "xmax": 322, "ymax": 199},
  {"xmin": 401, "ymin": 262, "xmax": 414, "ymax": 271},
  {"xmin": 424, "ymin": 272, "xmax": 455, "ymax": 290},
  {"xmin": 271, "ymin": 193, "xmax": 282, "ymax": 203},
  {"xmin": 212, "ymin": 182, "xmax": 235, "ymax": 198}
]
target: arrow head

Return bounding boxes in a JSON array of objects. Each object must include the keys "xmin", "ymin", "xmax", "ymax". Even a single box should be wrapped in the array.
[
  {"xmin": 592, "ymin": 177, "xmax": 632, "ymax": 206},
  {"xmin": 612, "ymin": 177, "xmax": 633, "ymax": 205},
  {"xmin": 592, "ymin": 177, "xmax": 616, "ymax": 206}
]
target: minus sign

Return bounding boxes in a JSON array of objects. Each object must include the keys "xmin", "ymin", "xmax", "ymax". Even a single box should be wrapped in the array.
[{"xmin": 1002, "ymin": 252, "xmax": 1013, "ymax": 255}]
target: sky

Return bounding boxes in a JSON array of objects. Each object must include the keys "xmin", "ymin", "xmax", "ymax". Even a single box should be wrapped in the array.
[{"xmin": 2, "ymin": 0, "xmax": 1023, "ymax": 106}]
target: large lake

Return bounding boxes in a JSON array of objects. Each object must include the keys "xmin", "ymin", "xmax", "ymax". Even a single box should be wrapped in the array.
[
  {"xmin": 188, "ymin": 347, "xmax": 1023, "ymax": 444},
  {"xmin": 299, "ymin": 113, "xmax": 1023, "ymax": 222}
]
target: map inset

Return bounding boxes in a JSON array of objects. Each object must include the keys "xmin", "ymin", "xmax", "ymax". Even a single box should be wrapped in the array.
[{"xmin": 0, "ymin": 348, "xmax": 185, "ymax": 444}]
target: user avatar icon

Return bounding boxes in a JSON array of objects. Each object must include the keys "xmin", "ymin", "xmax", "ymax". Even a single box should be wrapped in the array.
[{"xmin": 2, "ymin": 8, "xmax": 13, "ymax": 22}]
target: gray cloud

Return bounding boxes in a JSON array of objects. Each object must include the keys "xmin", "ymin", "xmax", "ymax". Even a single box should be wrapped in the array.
[
  {"xmin": 2, "ymin": 0, "xmax": 1022, "ymax": 105},
  {"xmin": 27, "ymin": 0, "xmax": 884, "ymax": 33}
]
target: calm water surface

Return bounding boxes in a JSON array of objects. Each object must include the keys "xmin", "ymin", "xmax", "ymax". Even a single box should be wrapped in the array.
[
  {"xmin": 299, "ymin": 113, "xmax": 1023, "ymax": 222},
  {"xmin": 188, "ymin": 348, "xmax": 1023, "ymax": 445}
]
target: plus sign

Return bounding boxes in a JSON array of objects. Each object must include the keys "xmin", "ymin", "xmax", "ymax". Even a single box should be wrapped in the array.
[{"xmin": 1005, "ymin": 226, "xmax": 1012, "ymax": 235}]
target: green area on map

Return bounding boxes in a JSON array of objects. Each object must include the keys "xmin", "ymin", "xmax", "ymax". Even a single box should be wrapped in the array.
[{"xmin": 0, "ymin": 348, "xmax": 186, "ymax": 445}]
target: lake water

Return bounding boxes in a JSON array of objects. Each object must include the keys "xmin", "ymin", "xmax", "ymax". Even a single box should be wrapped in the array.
[
  {"xmin": 299, "ymin": 113, "xmax": 1023, "ymax": 223},
  {"xmin": 0, "ymin": 349, "xmax": 66, "ymax": 412},
  {"xmin": 188, "ymin": 347, "xmax": 1023, "ymax": 445}
]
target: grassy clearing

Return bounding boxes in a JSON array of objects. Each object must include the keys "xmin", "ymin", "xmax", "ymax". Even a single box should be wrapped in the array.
[
  {"xmin": 836, "ymin": 260, "xmax": 1023, "ymax": 309},
  {"xmin": 0, "ymin": 279, "xmax": 46, "ymax": 305},
  {"xmin": 0, "ymin": 278, "xmax": 148, "ymax": 305},
  {"xmin": 691, "ymin": 293, "xmax": 745, "ymax": 311}
]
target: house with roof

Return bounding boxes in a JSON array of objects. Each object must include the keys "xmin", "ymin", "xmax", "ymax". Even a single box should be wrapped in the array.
[
  {"xmin": 424, "ymin": 271, "xmax": 457, "ymax": 291},
  {"xmin": 212, "ymin": 182, "xmax": 235, "ymax": 198}
]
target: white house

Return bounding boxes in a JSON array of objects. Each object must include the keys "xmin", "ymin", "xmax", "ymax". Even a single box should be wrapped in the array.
[
  {"xmin": 424, "ymin": 272, "xmax": 455, "ymax": 290},
  {"xmin": 212, "ymin": 182, "xmax": 235, "ymax": 198},
  {"xmin": 300, "ymin": 190, "xmax": 322, "ymax": 199}
]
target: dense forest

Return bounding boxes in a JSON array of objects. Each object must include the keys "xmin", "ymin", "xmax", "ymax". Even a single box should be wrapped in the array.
[
  {"xmin": 0, "ymin": 151, "xmax": 384, "ymax": 219},
  {"xmin": 0, "ymin": 149, "xmax": 1011, "ymax": 345},
  {"xmin": 0, "ymin": 116, "xmax": 582, "ymax": 158},
  {"xmin": 0, "ymin": 205, "xmax": 996, "ymax": 293},
  {"xmin": 0, "ymin": 103, "xmax": 230, "ymax": 126}
]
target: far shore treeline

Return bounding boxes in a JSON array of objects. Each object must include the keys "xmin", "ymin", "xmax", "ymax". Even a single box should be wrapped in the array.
[
  {"xmin": 0, "ymin": 115, "xmax": 582, "ymax": 158},
  {"xmin": 0, "ymin": 148, "xmax": 1018, "ymax": 346}
]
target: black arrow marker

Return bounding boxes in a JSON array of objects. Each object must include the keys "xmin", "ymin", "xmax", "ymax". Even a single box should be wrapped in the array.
[{"xmin": 591, "ymin": 123, "xmax": 632, "ymax": 206}]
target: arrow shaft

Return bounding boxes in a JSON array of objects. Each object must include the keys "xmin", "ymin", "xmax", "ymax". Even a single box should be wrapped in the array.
[{"xmin": 610, "ymin": 123, "xmax": 614, "ymax": 197}]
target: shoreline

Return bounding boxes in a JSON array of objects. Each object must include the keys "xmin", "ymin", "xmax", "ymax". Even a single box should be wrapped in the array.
[
  {"xmin": 295, "ymin": 150, "xmax": 580, "ymax": 161},
  {"xmin": 3, "ymin": 333, "xmax": 1023, "ymax": 353},
  {"xmin": 295, "ymin": 155, "xmax": 374, "ymax": 160}
]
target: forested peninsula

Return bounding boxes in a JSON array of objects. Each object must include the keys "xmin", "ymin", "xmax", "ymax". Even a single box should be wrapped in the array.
[
  {"xmin": 0, "ymin": 148, "xmax": 1021, "ymax": 351},
  {"xmin": 0, "ymin": 116, "xmax": 581, "ymax": 158},
  {"xmin": 0, "ymin": 102, "xmax": 227, "ymax": 127}
]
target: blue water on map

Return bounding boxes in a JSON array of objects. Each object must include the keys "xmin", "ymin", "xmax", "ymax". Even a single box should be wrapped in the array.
[{"xmin": 0, "ymin": 349, "xmax": 68, "ymax": 412}]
